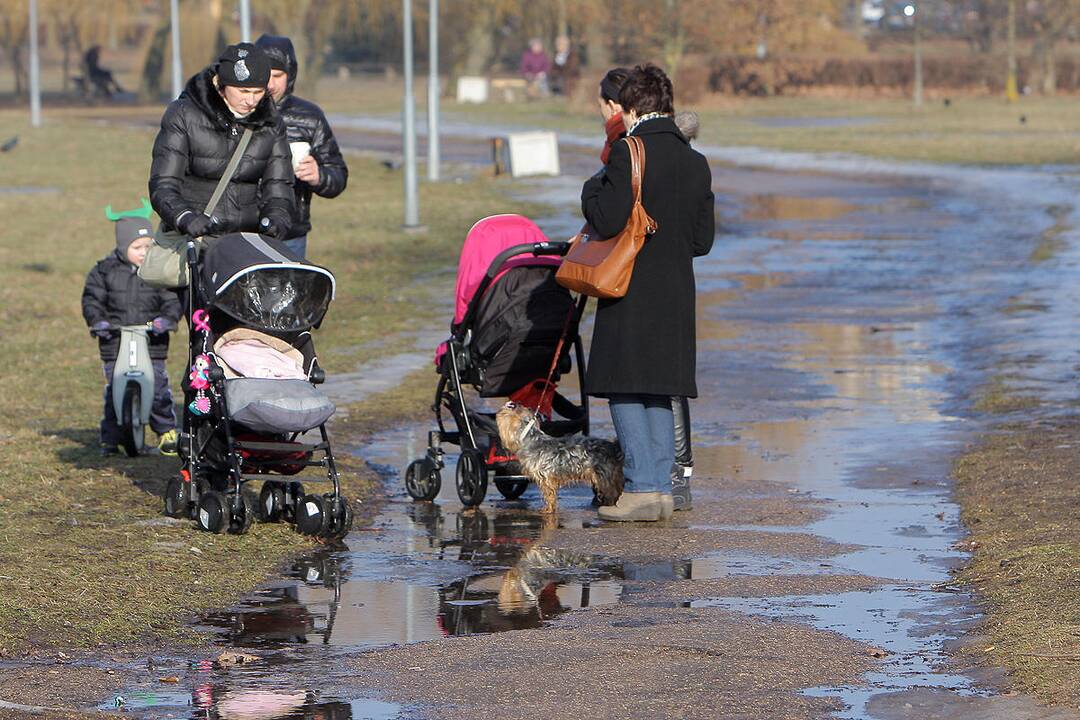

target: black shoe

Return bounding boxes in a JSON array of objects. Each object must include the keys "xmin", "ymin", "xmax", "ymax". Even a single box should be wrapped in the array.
[
  {"xmin": 99, "ymin": 444, "xmax": 119, "ymax": 457},
  {"xmin": 671, "ymin": 464, "xmax": 692, "ymax": 511}
]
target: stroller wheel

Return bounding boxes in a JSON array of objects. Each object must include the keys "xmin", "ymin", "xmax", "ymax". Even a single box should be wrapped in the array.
[
  {"xmin": 283, "ymin": 481, "xmax": 306, "ymax": 523},
  {"xmin": 295, "ymin": 493, "xmax": 329, "ymax": 536},
  {"xmin": 455, "ymin": 450, "xmax": 487, "ymax": 507},
  {"xmin": 197, "ymin": 491, "xmax": 228, "ymax": 533},
  {"xmin": 258, "ymin": 481, "xmax": 286, "ymax": 523},
  {"xmin": 405, "ymin": 459, "xmax": 441, "ymax": 501},
  {"xmin": 494, "ymin": 477, "xmax": 529, "ymax": 500},
  {"xmin": 227, "ymin": 490, "xmax": 255, "ymax": 535},
  {"xmin": 324, "ymin": 496, "xmax": 354, "ymax": 542},
  {"xmin": 164, "ymin": 476, "xmax": 193, "ymax": 518}
]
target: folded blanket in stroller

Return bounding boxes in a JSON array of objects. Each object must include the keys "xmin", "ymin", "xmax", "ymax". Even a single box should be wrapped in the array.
[
  {"xmin": 217, "ymin": 334, "xmax": 306, "ymax": 379},
  {"xmin": 224, "ymin": 379, "xmax": 335, "ymax": 434}
]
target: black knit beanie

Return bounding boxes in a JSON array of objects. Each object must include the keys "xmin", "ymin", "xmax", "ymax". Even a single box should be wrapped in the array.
[{"xmin": 216, "ymin": 42, "xmax": 270, "ymax": 88}]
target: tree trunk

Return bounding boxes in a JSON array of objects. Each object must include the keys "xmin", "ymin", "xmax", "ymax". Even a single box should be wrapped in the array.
[
  {"xmin": 461, "ymin": 10, "xmax": 494, "ymax": 76},
  {"xmin": 1042, "ymin": 40, "xmax": 1057, "ymax": 95}
]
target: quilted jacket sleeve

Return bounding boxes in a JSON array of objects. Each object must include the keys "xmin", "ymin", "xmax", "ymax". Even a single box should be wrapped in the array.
[
  {"xmin": 81, "ymin": 262, "xmax": 108, "ymax": 327},
  {"xmin": 148, "ymin": 102, "xmax": 193, "ymax": 229},
  {"xmin": 258, "ymin": 120, "xmax": 296, "ymax": 224},
  {"xmin": 311, "ymin": 109, "xmax": 348, "ymax": 199}
]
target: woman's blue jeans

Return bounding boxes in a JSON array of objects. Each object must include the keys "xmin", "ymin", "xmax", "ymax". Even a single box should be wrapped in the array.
[{"xmin": 608, "ymin": 394, "xmax": 675, "ymax": 494}]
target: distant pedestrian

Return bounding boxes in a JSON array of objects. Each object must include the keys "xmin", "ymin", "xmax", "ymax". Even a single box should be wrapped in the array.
[
  {"xmin": 519, "ymin": 38, "xmax": 551, "ymax": 98},
  {"xmin": 256, "ymin": 34, "xmax": 349, "ymax": 259},
  {"xmin": 582, "ymin": 64, "xmax": 715, "ymax": 522},
  {"xmin": 549, "ymin": 35, "xmax": 579, "ymax": 96},
  {"xmin": 82, "ymin": 217, "xmax": 181, "ymax": 456}
]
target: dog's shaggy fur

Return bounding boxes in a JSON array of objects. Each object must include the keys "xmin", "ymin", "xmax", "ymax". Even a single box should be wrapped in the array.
[{"xmin": 496, "ymin": 402, "xmax": 624, "ymax": 514}]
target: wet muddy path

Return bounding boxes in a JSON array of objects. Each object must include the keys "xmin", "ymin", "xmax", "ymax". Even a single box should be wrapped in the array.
[{"xmin": 108, "ymin": 121, "xmax": 1080, "ymax": 719}]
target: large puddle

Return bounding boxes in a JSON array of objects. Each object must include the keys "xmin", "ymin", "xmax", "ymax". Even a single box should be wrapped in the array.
[{"xmin": 106, "ymin": 121, "xmax": 1080, "ymax": 719}]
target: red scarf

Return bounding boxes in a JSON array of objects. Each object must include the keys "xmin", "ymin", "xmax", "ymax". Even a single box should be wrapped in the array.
[{"xmin": 600, "ymin": 114, "xmax": 627, "ymax": 164}]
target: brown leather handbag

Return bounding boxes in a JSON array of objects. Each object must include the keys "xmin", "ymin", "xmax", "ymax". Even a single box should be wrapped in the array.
[{"xmin": 556, "ymin": 136, "xmax": 657, "ymax": 299}]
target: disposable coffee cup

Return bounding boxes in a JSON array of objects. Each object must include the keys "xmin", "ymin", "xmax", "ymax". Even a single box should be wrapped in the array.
[{"xmin": 289, "ymin": 141, "xmax": 311, "ymax": 171}]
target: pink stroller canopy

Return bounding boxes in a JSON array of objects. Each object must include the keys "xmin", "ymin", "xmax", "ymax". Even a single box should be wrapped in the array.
[
  {"xmin": 436, "ymin": 214, "xmax": 560, "ymax": 366},
  {"xmin": 451, "ymin": 214, "xmax": 558, "ymax": 327}
]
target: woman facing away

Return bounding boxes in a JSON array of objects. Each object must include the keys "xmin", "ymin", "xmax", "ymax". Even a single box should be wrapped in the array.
[{"xmin": 581, "ymin": 64, "xmax": 715, "ymax": 522}]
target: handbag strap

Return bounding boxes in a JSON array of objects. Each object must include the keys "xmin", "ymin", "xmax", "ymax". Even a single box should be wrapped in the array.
[
  {"xmin": 625, "ymin": 135, "xmax": 645, "ymax": 203},
  {"xmin": 204, "ymin": 127, "xmax": 253, "ymax": 217}
]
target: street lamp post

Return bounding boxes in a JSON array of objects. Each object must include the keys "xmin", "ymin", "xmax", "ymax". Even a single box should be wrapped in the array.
[
  {"xmin": 239, "ymin": 0, "xmax": 252, "ymax": 42},
  {"xmin": 28, "ymin": 0, "xmax": 41, "ymax": 127},
  {"xmin": 905, "ymin": 3, "xmax": 923, "ymax": 107},
  {"xmin": 170, "ymin": 0, "xmax": 183, "ymax": 99},
  {"xmin": 427, "ymin": 0, "xmax": 440, "ymax": 182},
  {"xmin": 402, "ymin": 0, "xmax": 421, "ymax": 228}
]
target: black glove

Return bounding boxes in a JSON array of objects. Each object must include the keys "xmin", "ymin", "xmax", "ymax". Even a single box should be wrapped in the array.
[
  {"xmin": 259, "ymin": 214, "xmax": 290, "ymax": 241},
  {"xmin": 176, "ymin": 211, "xmax": 213, "ymax": 238}
]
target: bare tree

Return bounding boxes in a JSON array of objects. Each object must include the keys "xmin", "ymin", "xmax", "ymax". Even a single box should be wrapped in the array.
[
  {"xmin": 0, "ymin": 0, "xmax": 29, "ymax": 96},
  {"xmin": 1028, "ymin": 0, "xmax": 1078, "ymax": 94}
]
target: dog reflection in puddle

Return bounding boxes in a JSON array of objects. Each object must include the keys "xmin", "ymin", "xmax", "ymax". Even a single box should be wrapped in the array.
[{"xmin": 496, "ymin": 546, "xmax": 610, "ymax": 616}]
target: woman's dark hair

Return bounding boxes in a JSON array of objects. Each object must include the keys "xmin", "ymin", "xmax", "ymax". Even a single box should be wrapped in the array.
[
  {"xmin": 599, "ymin": 67, "xmax": 630, "ymax": 103},
  {"xmin": 618, "ymin": 64, "xmax": 674, "ymax": 116}
]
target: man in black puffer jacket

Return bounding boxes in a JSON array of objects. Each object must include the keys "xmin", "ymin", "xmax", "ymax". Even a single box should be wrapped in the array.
[
  {"xmin": 256, "ymin": 34, "xmax": 348, "ymax": 259},
  {"xmin": 149, "ymin": 43, "xmax": 294, "ymax": 243}
]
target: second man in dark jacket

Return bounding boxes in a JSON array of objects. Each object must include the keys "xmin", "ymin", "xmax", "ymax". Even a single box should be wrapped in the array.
[{"xmin": 256, "ymin": 34, "xmax": 349, "ymax": 259}]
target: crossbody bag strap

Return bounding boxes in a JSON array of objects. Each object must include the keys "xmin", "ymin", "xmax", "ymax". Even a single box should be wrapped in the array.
[{"xmin": 204, "ymin": 127, "xmax": 253, "ymax": 217}]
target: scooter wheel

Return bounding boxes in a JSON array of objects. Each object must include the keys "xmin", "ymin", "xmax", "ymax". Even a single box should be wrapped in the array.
[
  {"xmin": 197, "ymin": 491, "xmax": 228, "ymax": 533},
  {"xmin": 227, "ymin": 490, "xmax": 255, "ymax": 535},
  {"xmin": 405, "ymin": 459, "xmax": 441, "ymax": 501},
  {"xmin": 258, "ymin": 481, "xmax": 286, "ymax": 523},
  {"xmin": 120, "ymin": 383, "xmax": 145, "ymax": 457},
  {"xmin": 295, "ymin": 493, "xmax": 329, "ymax": 536},
  {"xmin": 324, "ymin": 496, "xmax": 354, "ymax": 542}
]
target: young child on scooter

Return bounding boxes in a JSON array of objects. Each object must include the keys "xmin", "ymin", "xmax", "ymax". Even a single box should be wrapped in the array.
[{"xmin": 81, "ymin": 217, "xmax": 182, "ymax": 456}]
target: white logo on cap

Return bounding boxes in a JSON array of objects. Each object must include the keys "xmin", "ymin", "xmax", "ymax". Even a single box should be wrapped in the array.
[
  {"xmin": 138, "ymin": 229, "xmax": 149, "ymax": 236},
  {"xmin": 235, "ymin": 59, "xmax": 250, "ymax": 81},
  {"xmin": 238, "ymin": 49, "xmax": 249, "ymax": 58}
]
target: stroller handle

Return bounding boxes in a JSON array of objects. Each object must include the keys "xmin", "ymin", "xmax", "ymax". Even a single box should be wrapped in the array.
[{"xmin": 483, "ymin": 241, "xmax": 570, "ymax": 280}]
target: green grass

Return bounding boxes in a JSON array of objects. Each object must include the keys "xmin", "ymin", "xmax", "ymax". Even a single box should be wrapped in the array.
[{"xmin": 0, "ymin": 111, "xmax": 540, "ymax": 651}]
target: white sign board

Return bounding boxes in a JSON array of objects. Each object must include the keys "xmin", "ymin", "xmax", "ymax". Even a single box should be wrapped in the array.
[
  {"xmin": 456, "ymin": 76, "xmax": 489, "ymax": 103},
  {"xmin": 506, "ymin": 131, "xmax": 560, "ymax": 178}
]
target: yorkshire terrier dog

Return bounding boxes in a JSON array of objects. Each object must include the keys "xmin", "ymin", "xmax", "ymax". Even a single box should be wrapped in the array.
[{"xmin": 495, "ymin": 402, "xmax": 624, "ymax": 514}]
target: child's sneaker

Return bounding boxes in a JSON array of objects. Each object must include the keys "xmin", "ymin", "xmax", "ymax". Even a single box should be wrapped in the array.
[
  {"xmin": 157, "ymin": 429, "xmax": 179, "ymax": 456},
  {"xmin": 100, "ymin": 443, "xmax": 119, "ymax": 457}
]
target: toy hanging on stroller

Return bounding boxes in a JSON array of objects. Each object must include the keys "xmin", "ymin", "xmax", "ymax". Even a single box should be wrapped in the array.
[
  {"xmin": 404, "ymin": 214, "xmax": 589, "ymax": 506},
  {"xmin": 164, "ymin": 232, "xmax": 353, "ymax": 539}
]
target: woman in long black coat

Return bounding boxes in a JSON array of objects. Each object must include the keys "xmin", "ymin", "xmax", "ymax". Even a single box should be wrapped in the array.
[{"xmin": 581, "ymin": 64, "xmax": 715, "ymax": 522}]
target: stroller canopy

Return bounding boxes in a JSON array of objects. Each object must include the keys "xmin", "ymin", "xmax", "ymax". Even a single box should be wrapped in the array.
[
  {"xmin": 202, "ymin": 233, "xmax": 335, "ymax": 333},
  {"xmin": 451, "ymin": 215, "xmax": 559, "ymax": 329}
]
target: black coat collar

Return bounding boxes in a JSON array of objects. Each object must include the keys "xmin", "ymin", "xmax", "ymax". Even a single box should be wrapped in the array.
[{"xmin": 628, "ymin": 115, "xmax": 687, "ymax": 144}]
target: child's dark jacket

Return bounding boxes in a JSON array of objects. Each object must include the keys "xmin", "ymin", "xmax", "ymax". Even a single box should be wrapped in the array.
[{"xmin": 81, "ymin": 251, "xmax": 181, "ymax": 361}]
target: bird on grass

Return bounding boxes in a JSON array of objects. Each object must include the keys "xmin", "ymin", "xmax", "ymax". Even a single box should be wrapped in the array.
[{"xmin": 0, "ymin": 136, "xmax": 18, "ymax": 153}]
